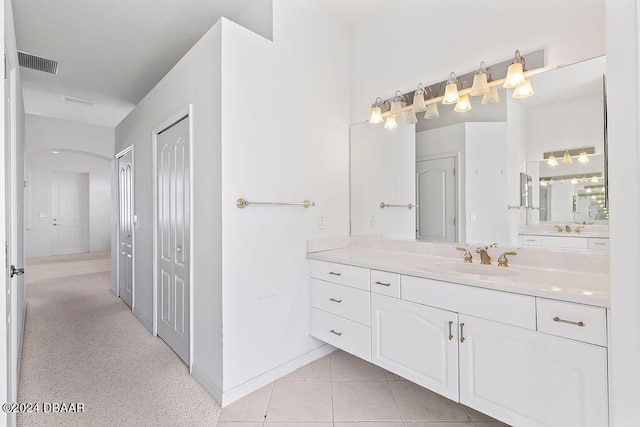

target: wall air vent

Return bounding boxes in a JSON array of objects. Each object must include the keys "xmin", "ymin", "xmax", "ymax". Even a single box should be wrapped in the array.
[{"xmin": 18, "ymin": 51, "xmax": 58, "ymax": 74}]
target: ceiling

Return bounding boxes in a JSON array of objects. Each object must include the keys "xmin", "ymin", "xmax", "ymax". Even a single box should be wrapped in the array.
[
  {"xmin": 13, "ymin": 0, "xmax": 263, "ymax": 127},
  {"xmin": 310, "ymin": 0, "xmax": 389, "ymax": 28}
]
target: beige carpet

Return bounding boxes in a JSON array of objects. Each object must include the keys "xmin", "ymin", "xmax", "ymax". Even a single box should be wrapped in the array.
[{"xmin": 18, "ymin": 252, "xmax": 221, "ymax": 426}]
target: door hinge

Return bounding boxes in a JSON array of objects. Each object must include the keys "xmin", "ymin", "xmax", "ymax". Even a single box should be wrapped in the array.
[
  {"xmin": 3, "ymin": 53, "xmax": 6, "ymax": 80},
  {"xmin": 453, "ymin": 167, "xmax": 456, "ymax": 176}
]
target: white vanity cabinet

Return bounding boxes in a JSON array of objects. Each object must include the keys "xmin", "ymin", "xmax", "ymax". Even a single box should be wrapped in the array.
[
  {"xmin": 519, "ymin": 233, "xmax": 609, "ymax": 251},
  {"xmin": 371, "ymin": 293, "xmax": 459, "ymax": 401},
  {"xmin": 459, "ymin": 314, "xmax": 608, "ymax": 427}
]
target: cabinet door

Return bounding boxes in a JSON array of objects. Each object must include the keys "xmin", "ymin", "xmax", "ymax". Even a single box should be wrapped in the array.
[
  {"xmin": 459, "ymin": 315, "xmax": 608, "ymax": 427},
  {"xmin": 371, "ymin": 294, "xmax": 459, "ymax": 401}
]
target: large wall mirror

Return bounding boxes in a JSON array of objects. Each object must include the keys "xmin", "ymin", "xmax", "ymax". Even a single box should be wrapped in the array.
[{"xmin": 350, "ymin": 55, "xmax": 607, "ymax": 247}]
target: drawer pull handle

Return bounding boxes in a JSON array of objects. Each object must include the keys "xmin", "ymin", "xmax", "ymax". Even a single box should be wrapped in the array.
[
  {"xmin": 329, "ymin": 329, "xmax": 342, "ymax": 336},
  {"xmin": 594, "ymin": 242, "xmax": 605, "ymax": 246},
  {"xmin": 553, "ymin": 316, "xmax": 585, "ymax": 327},
  {"xmin": 329, "ymin": 298, "xmax": 342, "ymax": 303},
  {"xmin": 375, "ymin": 281, "xmax": 391, "ymax": 287},
  {"xmin": 448, "ymin": 321, "xmax": 453, "ymax": 341},
  {"xmin": 329, "ymin": 272, "xmax": 342, "ymax": 276},
  {"xmin": 460, "ymin": 322, "xmax": 465, "ymax": 343}
]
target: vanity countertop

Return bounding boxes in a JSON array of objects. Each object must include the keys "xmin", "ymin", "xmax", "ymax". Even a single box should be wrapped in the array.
[
  {"xmin": 307, "ymin": 246, "xmax": 610, "ymax": 308},
  {"xmin": 519, "ymin": 230, "xmax": 609, "ymax": 238}
]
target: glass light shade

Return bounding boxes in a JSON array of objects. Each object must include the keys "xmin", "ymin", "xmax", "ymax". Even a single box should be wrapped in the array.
[
  {"xmin": 504, "ymin": 62, "xmax": 525, "ymax": 88},
  {"xmin": 547, "ymin": 154, "xmax": 558, "ymax": 167},
  {"xmin": 571, "ymin": 177, "xmax": 578, "ymax": 184},
  {"xmin": 581, "ymin": 176, "xmax": 587, "ymax": 183},
  {"xmin": 512, "ymin": 78, "xmax": 534, "ymax": 99},
  {"xmin": 578, "ymin": 150, "xmax": 590, "ymax": 163},
  {"xmin": 454, "ymin": 94, "xmax": 472, "ymax": 113},
  {"xmin": 591, "ymin": 175, "xmax": 599, "ymax": 183},
  {"xmin": 412, "ymin": 91, "xmax": 427, "ymax": 112},
  {"xmin": 470, "ymin": 72, "xmax": 489, "ymax": 96},
  {"xmin": 540, "ymin": 180, "xmax": 548, "ymax": 187},
  {"xmin": 481, "ymin": 86, "xmax": 500, "ymax": 105},
  {"xmin": 404, "ymin": 110, "xmax": 418, "ymax": 125},
  {"xmin": 384, "ymin": 116, "xmax": 398, "ymax": 129},
  {"xmin": 369, "ymin": 106, "xmax": 384, "ymax": 124},
  {"xmin": 442, "ymin": 83, "xmax": 460, "ymax": 105},
  {"xmin": 389, "ymin": 100, "xmax": 403, "ymax": 117},
  {"xmin": 562, "ymin": 151, "xmax": 574, "ymax": 164},
  {"xmin": 424, "ymin": 102, "xmax": 440, "ymax": 119}
]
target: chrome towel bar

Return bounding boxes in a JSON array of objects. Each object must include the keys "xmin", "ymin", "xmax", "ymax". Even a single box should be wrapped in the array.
[
  {"xmin": 380, "ymin": 202, "xmax": 415, "ymax": 209},
  {"xmin": 236, "ymin": 198, "xmax": 315, "ymax": 209}
]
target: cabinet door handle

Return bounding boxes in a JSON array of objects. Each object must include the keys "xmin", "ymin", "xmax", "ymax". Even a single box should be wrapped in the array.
[
  {"xmin": 448, "ymin": 321, "xmax": 453, "ymax": 341},
  {"xmin": 329, "ymin": 298, "xmax": 342, "ymax": 303},
  {"xmin": 329, "ymin": 329, "xmax": 342, "ymax": 336},
  {"xmin": 329, "ymin": 272, "xmax": 342, "ymax": 276},
  {"xmin": 553, "ymin": 316, "xmax": 585, "ymax": 327},
  {"xmin": 374, "ymin": 281, "xmax": 391, "ymax": 287},
  {"xmin": 460, "ymin": 322, "xmax": 465, "ymax": 343}
]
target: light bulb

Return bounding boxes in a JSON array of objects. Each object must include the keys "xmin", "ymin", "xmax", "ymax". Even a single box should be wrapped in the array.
[
  {"xmin": 591, "ymin": 175, "xmax": 599, "ymax": 183},
  {"xmin": 424, "ymin": 102, "xmax": 440, "ymax": 119},
  {"xmin": 504, "ymin": 50, "xmax": 525, "ymax": 88},
  {"xmin": 369, "ymin": 106, "xmax": 383, "ymax": 124},
  {"xmin": 571, "ymin": 177, "xmax": 578, "ymax": 184},
  {"xmin": 442, "ymin": 72, "xmax": 460, "ymax": 105},
  {"xmin": 384, "ymin": 116, "xmax": 398, "ymax": 129},
  {"xmin": 562, "ymin": 151, "xmax": 573, "ymax": 164},
  {"xmin": 540, "ymin": 180, "xmax": 548, "ymax": 187},
  {"xmin": 454, "ymin": 94, "xmax": 472, "ymax": 113},
  {"xmin": 403, "ymin": 109, "xmax": 417, "ymax": 124},
  {"xmin": 481, "ymin": 86, "xmax": 500, "ymax": 105},
  {"xmin": 578, "ymin": 150, "xmax": 590, "ymax": 163}
]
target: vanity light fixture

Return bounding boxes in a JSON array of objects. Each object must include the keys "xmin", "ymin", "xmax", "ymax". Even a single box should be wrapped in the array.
[
  {"xmin": 578, "ymin": 149, "xmax": 590, "ymax": 164},
  {"xmin": 403, "ymin": 109, "xmax": 418, "ymax": 124},
  {"xmin": 562, "ymin": 150, "xmax": 574, "ymax": 164},
  {"xmin": 581, "ymin": 175, "xmax": 587, "ymax": 183},
  {"xmin": 591, "ymin": 175, "xmax": 599, "ymax": 183},
  {"xmin": 570, "ymin": 177, "xmax": 579, "ymax": 184},
  {"xmin": 504, "ymin": 50, "xmax": 526, "ymax": 88},
  {"xmin": 539, "ymin": 179, "xmax": 548, "ymax": 187},
  {"xmin": 411, "ymin": 83, "xmax": 427, "ymax": 112},
  {"xmin": 384, "ymin": 115, "xmax": 398, "ymax": 129},
  {"xmin": 481, "ymin": 86, "xmax": 501, "ymax": 105},
  {"xmin": 423, "ymin": 87, "xmax": 440, "ymax": 119},
  {"xmin": 369, "ymin": 97, "xmax": 386, "ymax": 124},
  {"xmin": 389, "ymin": 90, "xmax": 406, "ymax": 117},
  {"xmin": 470, "ymin": 62, "xmax": 490, "ymax": 96},
  {"xmin": 547, "ymin": 154, "xmax": 558, "ymax": 167},
  {"xmin": 586, "ymin": 188, "xmax": 592, "ymax": 193},
  {"xmin": 442, "ymin": 72, "xmax": 460, "ymax": 105},
  {"xmin": 512, "ymin": 77, "xmax": 534, "ymax": 99},
  {"xmin": 454, "ymin": 94, "xmax": 473, "ymax": 112}
]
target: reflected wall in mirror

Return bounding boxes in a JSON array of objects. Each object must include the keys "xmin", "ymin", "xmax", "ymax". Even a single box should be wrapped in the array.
[{"xmin": 350, "ymin": 56, "xmax": 607, "ymax": 246}]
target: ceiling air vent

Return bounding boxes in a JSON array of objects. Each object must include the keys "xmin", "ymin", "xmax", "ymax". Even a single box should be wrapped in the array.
[{"xmin": 18, "ymin": 51, "xmax": 58, "ymax": 74}]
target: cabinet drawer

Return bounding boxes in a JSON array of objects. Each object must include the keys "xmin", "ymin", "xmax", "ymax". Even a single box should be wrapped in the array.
[
  {"xmin": 588, "ymin": 238, "xmax": 609, "ymax": 250},
  {"xmin": 402, "ymin": 275, "xmax": 536, "ymax": 330},
  {"xmin": 537, "ymin": 298, "xmax": 607, "ymax": 346},
  {"xmin": 310, "ymin": 308, "xmax": 371, "ymax": 361},
  {"xmin": 540, "ymin": 235, "xmax": 588, "ymax": 249},
  {"xmin": 310, "ymin": 279, "xmax": 370, "ymax": 325},
  {"xmin": 309, "ymin": 260, "xmax": 369, "ymax": 291},
  {"xmin": 520, "ymin": 235, "xmax": 541, "ymax": 246},
  {"xmin": 370, "ymin": 270, "xmax": 400, "ymax": 298}
]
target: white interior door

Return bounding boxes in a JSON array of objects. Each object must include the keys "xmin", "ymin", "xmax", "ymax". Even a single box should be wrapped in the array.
[
  {"xmin": 51, "ymin": 172, "xmax": 89, "ymax": 255},
  {"xmin": 416, "ymin": 157, "xmax": 456, "ymax": 241},
  {"xmin": 156, "ymin": 116, "xmax": 190, "ymax": 365},
  {"xmin": 118, "ymin": 150, "xmax": 133, "ymax": 308}
]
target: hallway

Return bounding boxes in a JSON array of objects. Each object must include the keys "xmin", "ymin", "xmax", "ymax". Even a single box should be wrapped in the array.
[{"xmin": 17, "ymin": 253, "xmax": 221, "ymax": 426}]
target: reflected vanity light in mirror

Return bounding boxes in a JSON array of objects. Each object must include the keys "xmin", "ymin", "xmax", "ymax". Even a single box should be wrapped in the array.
[
  {"xmin": 578, "ymin": 149, "xmax": 590, "ymax": 163},
  {"xmin": 404, "ymin": 109, "xmax": 418, "ymax": 124},
  {"xmin": 481, "ymin": 86, "xmax": 500, "ymax": 104},
  {"xmin": 562, "ymin": 150, "xmax": 574, "ymax": 164},
  {"xmin": 547, "ymin": 154, "xmax": 558, "ymax": 166},
  {"xmin": 512, "ymin": 77, "xmax": 534, "ymax": 98},
  {"xmin": 454, "ymin": 94, "xmax": 472, "ymax": 112},
  {"xmin": 424, "ymin": 102, "xmax": 440, "ymax": 119}
]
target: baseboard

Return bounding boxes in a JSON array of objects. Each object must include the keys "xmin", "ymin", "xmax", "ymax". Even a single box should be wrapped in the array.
[
  {"xmin": 17, "ymin": 302, "xmax": 27, "ymax": 376},
  {"xmin": 132, "ymin": 309, "xmax": 153, "ymax": 333},
  {"xmin": 221, "ymin": 344, "xmax": 336, "ymax": 407},
  {"xmin": 192, "ymin": 364, "xmax": 223, "ymax": 404}
]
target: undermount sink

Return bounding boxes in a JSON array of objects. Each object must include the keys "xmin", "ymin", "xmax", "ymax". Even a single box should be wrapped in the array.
[{"xmin": 434, "ymin": 262, "xmax": 520, "ymax": 277}]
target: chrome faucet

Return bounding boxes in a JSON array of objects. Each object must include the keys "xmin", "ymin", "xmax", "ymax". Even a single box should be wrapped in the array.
[
  {"xmin": 456, "ymin": 247, "xmax": 473, "ymax": 263},
  {"xmin": 575, "ymin": 225, "xmax": 585, "ymax": 233},
  {"xmin": 476, "ymin": 246, "xmax": 492, "ymax": 265},
  {"xmin": 497, "ymin": 251, "xmax": 518, "ymax": 267},
  {"xmin": 565, "ymin": 225, "xmax": 571, "ymax": 232}
]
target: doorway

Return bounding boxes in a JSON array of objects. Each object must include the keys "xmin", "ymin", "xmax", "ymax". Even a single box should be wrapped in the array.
[
  {"xmin": 117, "ymin": 148, "xmax": 134, "ymax": 308},
  {"xmin": 154, "ymin": 114, "xmax": 190, "ymax": 365},
  {"xmin": 51, "ymin": 171, "xmax": 90, "ymax": 255},
  {"xmin": 416, "ymin": 156, "xmax": 457, "ymax": 242}
]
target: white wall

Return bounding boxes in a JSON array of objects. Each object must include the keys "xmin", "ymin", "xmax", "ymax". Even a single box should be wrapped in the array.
[
  {"xmin": 351, "ymin": 122, "xmax": 415, "ymax": 239},
  {"xmin": 349, "ymin": 0, "xmax": 605, "ymax": 124},
  {"xmin": 605, "ymin": 0, "xmax": 640, "ymax": 423},
  {"xmin": 115, "ymin": 20, "xmax": 224, "ymax": 393},
  {"xmin": 220, "ymin": 0, "xmax": 350, "ymax": 394},
  {"xmin": 26, "ymin": 152, "xmax": 110, "ymax": 257}
]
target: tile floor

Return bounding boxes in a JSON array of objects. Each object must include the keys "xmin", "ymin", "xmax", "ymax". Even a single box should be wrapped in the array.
[{"xmin": 219, "ymin": 350, "xmax": 510, "ymax": 427}]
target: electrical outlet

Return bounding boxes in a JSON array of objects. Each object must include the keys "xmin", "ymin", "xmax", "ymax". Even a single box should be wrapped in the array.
[
  {"xmin": 318, "ymin": 216, "xmax": 325, "ymax": 230},
  {"xmin": 369, "ymin": 215, "xmax": 376, "ymax": 227}
]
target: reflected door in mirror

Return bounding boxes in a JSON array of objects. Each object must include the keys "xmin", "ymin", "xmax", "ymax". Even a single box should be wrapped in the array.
[{"xmin": 417, "ymin": 156, "xmax": 456, "ymax": 241}]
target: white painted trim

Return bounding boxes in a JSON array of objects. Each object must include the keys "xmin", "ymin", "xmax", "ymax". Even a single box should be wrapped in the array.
[
  {"xmin": 151, "ymin": 104, "xmax": 193, "ymax": 371},
  {"xmin": 191, "ymin": 364, "xmax": 223, "ymax": 404},
  {"xmin": 115, "ymin": 146, "xmax": 135, "ymax": 310},
  {"xmin": 220, "ymin": 344, "xmax": 337, "ymax": 407}
]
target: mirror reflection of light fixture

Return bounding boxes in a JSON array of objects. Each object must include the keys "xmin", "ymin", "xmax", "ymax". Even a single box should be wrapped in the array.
[
  {"xmin": 578, "ymin": 149, "xmax": 590, "ymax": 163},
  {"xmin": 412, "ymin": 83, "xmax": 427, "ymax": 112},
  {"xmin": 389, "ymin": 90, "xmax": 405, "ymax": 117},
  {"xmin": 571, "ymin": 177, "xmax": 578, "ymax": 184},
  {"xmin": 454, "ymin": 94, "xmax": 472, "ymax": 113},
  {"xmin": 404, "ymin": 109, "xmax": 418, "ymax": 124},
  {"xmin": 504, "ymin": 50, "xmax": 526, "ymax": 88},
  {"xmin": 481, "ymin": 85, "xmax": 500, "ymax": 105},
  {"xmin": 442, "ymin": 72, "xmax": 460, "ymax": 105},
  {"xmin": 384, "ymin": 116, "xmax": 398, "ymax": 129},
  {"xmin": 540, "ymin": 179, "xmax": 548, "ymax": 187},
  {"xmin": 562, "ymin": 150, "xmax": 574, "ymax": 164},
  {"xmin": 423, "ymin": 87, "xmax": 440, "ymax": 119},
  {"xmin": 547, "ymin": 154, "xmax": 558, "ymax": 167},
  {"xmin": 470, "ymin": 62, "xmax": 489, "ymax": 96},
  {"xmin": 512, "ymin": 77, "xmax": 534, "ymax": 99},
  {"xmin": 591, "ymin": 175, "xmax": 599, "ymax": 183},
  {"xmin": 369, "ymin": 97, "xmax": 386, "ymax": 124},
  {"xmin": 581, "ymin": 175, "xmax": 587, "ymax": 183}
]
